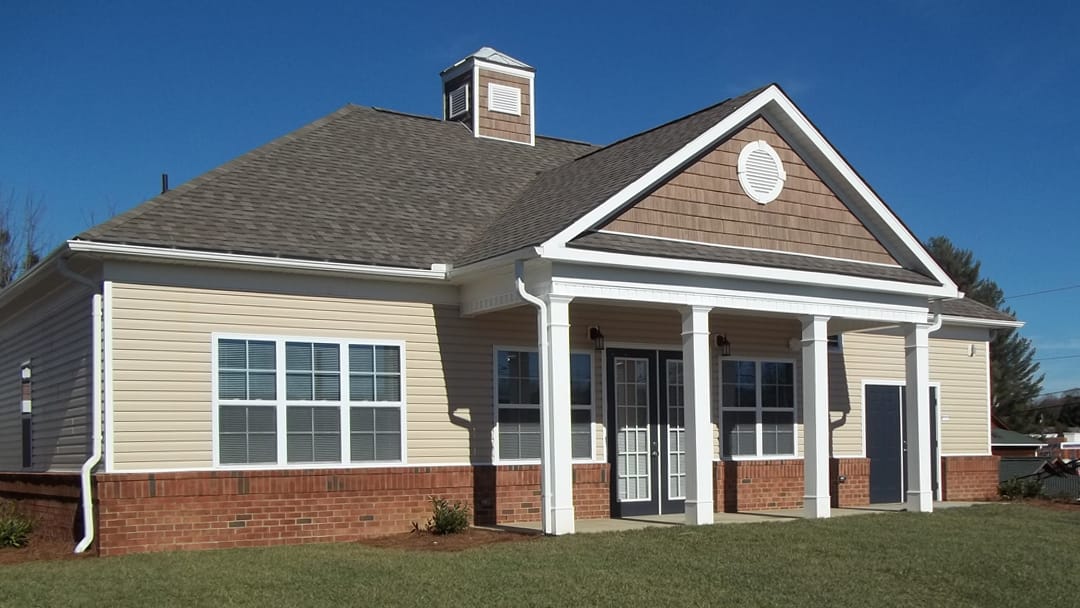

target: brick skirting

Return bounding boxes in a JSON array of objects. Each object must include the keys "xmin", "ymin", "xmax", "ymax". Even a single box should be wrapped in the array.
[
  {"xmin": 94, "ymin": 463, "xmax": 610, "ymax": 556},
  {"xmin": 712, "ymin": 458, "xmax": 870, "ymax": 512},
  {"xmin": 0, "ymin": 472, "xmax": 82, "ymax": 542},
  {"xmin": 941, "ymin": 455, "xmax": 1000, "ymax": 501}
]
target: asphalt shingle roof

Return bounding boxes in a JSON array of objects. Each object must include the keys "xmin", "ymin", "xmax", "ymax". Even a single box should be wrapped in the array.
[
  {"xmin": 81, "ymin": 106, "xmax": 593, "ymax": 269},
  {"xmin": 939, "ymin": 298, "xmax": 1018, "ymax": 322}
]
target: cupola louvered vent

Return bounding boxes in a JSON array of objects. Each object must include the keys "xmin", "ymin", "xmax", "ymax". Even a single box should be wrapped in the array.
[
  {"xmin": 737, "ymin": 140, "xmax": 787, "ymax": 204},
  {"xmin": 448, "ymin": 84, "xmax": 469, "ymax": 119},
  {"xmin": 488, "ymin": 83, "xmax": 521, "ymax": 115}
]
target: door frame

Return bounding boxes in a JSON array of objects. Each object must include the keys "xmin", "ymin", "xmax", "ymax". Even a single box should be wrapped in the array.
[{"xmin": 605, "ymin": 347, "xmax": 687, "ymax": 518}]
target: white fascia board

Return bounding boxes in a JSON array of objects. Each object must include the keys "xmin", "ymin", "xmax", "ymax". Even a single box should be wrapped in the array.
[
  {"xmin": 541, "ymin": 85, "xmax": 959, "ymax": 296},
  {"xmin": 549, "ymin": 276, "xmax": 930, "ymax": 324},
  {"xmin": 542, "ymin": 245, "xmax": 957, "ymax": 299},
  {"xmin": 66, "ymin": 240, "xmax": 448, "ymax": 281},
  {"xmin": 473, "ymin": 59, "xmax": 535, "ymax": 81},
  {"xmin": 939, "ymin": 314, "xmax": 1024, "ymax": 329}
]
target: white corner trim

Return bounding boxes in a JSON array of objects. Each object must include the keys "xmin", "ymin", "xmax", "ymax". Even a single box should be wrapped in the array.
[
  {"xmin": 541, "ymin": 85, "xmax": 959, "ymax": 295},
  {"xmin": 103, "ymin": 280, "xmax": 116, "ymax": 473},
  {"xmin": 67, "ymin": 240, "xmax": 448, "ymax": 281}
]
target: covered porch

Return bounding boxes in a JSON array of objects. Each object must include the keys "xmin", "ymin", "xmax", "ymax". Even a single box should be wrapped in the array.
[{"xmin": 464, "ymin": 256, "xmax": 950, "ymax": 535}]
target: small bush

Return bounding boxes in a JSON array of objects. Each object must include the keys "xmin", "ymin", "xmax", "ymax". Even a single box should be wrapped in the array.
[
  {"xmin": 998, "ymin": 477, "xmax": 1043, "ymax": 500},
  {"xmin": 426, "ymin": 496, "xmax": 470, "ymax": 535},
  {"xmin": 0, "ymin": 501, "xmax": 34, "ymax": 548}
]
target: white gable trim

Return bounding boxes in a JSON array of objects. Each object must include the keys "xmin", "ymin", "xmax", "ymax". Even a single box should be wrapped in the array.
[{"xmin": 542, "ymin": 85, "xmax": 959, "ymax": 295}]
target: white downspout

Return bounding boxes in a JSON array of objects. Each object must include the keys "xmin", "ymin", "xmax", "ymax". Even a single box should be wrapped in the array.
[
  {"xmin": 514, "ymin": 260, "xmax": 554, "ymax": 534},
  {"xmin": 57, "ymin": 257, "xmax": 103, "ymax": 554}
]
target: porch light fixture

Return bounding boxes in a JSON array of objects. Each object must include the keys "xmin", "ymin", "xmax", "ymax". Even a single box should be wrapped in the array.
[
  {"xmin": 715, "ymin": 334, "xmax": 732, "ymax": 357},
  {"xmin": 588, "ymin": 326, "xmax": 605, "ymax": 351}
]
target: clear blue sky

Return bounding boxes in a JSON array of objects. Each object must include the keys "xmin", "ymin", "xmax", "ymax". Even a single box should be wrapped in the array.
[{"xmin": 2, "ymin": 1, "xmax": 1078, "ymax": 393}]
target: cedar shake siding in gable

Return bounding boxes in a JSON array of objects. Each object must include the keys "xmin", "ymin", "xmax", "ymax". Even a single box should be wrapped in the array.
[
  {"xmin": 0, "ymin": 276, "xmax": 94, "ymax": 471},
  {"xmin": 602, "ymin": 117, "xmax": 898, "ymax": 265},
  {"xmin": 477, "ymin": 69, "xmax": 531, "ymax": 143}
]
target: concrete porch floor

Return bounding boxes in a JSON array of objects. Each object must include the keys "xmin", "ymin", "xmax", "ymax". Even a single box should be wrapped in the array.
[{"xmin": 500, "ymin": 502, "xmax": 983, "ymax": 534}]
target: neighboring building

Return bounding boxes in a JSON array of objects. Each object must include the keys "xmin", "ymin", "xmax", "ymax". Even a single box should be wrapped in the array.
[
  {"xmin": 991, "ymin": 428, "xmax": 1047, "ymax": 458},
  {"xmin": 0, "ymin": 48, "xmax": 1020, "ymax": 555}
]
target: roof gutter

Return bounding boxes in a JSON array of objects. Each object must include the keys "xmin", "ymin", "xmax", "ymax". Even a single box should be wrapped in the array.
[
  {"xmin": 514, "ymin": 260, "xmax": 554, "ymax": 535},
  {"xmin": 66, "ymin": 240, "xmax": 449, "ymax": 281},
  {"xmin": 55, "ymin": 257, "xmax": 103, "ymax": 554}
]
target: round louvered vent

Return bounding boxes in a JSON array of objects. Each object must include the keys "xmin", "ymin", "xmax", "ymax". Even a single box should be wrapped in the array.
[{"xmin": 737, "ymin": 140, "xmax": 787, "ymax": 204}]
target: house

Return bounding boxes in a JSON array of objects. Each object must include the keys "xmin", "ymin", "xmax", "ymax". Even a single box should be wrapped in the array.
[
  {"xmin": 990, "ymin": 416, "xmax": 1046, "ymax": 458},
  {"xmin": 0, "ymin": 48, "xmax": 1020, "ymax": 555}
]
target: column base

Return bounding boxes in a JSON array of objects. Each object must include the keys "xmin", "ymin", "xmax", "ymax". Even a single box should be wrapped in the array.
[
  {"xmin": 906, "ymin": 490, "xmax": 933, "ymax": 513},
  {"xmin": 548, "ymin": 506, "xmax": 576, "ymax": 535},
  {"xmin": 804, "ymin": 495, "xmax": 831, "ymax": 519},
  {"xmin": 684, "ymin": 500, "xmax": 714, "ymax": 525}
]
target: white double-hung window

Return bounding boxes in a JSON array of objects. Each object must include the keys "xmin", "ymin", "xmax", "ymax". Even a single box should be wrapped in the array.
[
  {"xmin": 494, "ymin": 349, "xmax": 593, "ymax": 462},
  {"xmin": 720, "ymin": 359, "xmax": 797, "ymax": 458},
  {"xmin": 215, "ymin": 336, "xmax": 405, "ymax": 466}
]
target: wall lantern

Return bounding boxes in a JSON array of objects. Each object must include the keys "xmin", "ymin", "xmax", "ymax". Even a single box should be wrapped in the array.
[
  {"xmin": 715, "ymin": 334, "xmax": 732, "ymax": 357},
  {"xmin": 588, "ymin": 326, "xmax": 605, "ymax": 351}
]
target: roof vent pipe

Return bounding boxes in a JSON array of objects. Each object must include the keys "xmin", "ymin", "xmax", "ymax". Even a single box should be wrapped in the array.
[{"xmin": 161, "ymin": 173, "xmax": 169, "ymax": 194}]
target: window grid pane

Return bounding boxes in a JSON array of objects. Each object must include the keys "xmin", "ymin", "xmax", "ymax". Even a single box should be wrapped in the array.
[
  {"xmin": 219, "ymin": 405, "xmax": 277, "ymax": 464},
  {"xmin": 498, "ymin": 407, "xmax": 541, "ymax": 460},
  {"xmin": 350, "ymin": 345, "xmax": 401, "ymax": 402},
  {"xmin": 720, "ymin": 360, "xmax": 795, "ymax": 458},
  {"xmin": 350, "ymin": 406, "xmax": 402, "ymax": 462},
  {"xmin": 218, "ymin": 339, "xmax": 277, "ymax": 400}
]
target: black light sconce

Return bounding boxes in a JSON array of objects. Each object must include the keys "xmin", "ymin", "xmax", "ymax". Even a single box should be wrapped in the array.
[
  {"xmin": 588, "ymin": 326, "xmax": 605, "ymax": 351},
  {"xmin": 715, "ymin": 334, "xmax": 732, "ymax": 357}
]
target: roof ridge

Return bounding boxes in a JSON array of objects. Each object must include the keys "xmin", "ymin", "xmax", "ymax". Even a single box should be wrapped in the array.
[{"xmin": 78, "ymin": 104, "xmax": 364, "ymax": 241}]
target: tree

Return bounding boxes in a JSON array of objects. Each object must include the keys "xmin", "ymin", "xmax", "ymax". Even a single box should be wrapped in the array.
[
  {"xmin": 0, "ymin": 186, "xmax": 46, "ymax": 288},
  {"xmin": 925, "ymin": 236, "xmax": 1044, "ymax": 431}
]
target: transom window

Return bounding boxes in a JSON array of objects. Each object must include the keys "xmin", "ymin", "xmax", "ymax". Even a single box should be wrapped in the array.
[
  {"xmin": 215, "ymin": 336, "xmax": 405, "ymax": 466},
  {"xmin": 720, "ymin": 360, "xmax": 796, "ymax": 458},
  {"xmin": 495, "ymin": 349, "xmax": 593, "ymax": 461}
]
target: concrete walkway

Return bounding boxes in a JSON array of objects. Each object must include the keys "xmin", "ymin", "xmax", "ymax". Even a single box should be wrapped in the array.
[{"xmin": 502, "ymin": 501, "xmax": 983, "ymax": 534}]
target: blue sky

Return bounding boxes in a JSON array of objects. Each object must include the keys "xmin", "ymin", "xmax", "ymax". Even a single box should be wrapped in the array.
[{"xmin": 2, "ymin": 1, "xmax": 1078, "ymax": 393}]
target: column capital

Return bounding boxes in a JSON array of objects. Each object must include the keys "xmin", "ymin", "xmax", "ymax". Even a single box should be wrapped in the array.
[{"xmin": 544, "ymin": 294, "xmax": 574, "ymax": 307}]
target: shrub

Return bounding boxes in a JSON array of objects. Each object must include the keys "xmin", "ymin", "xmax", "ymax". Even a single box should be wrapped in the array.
[
  {"xmin": 998, "ymin": 477, "xmax": 1043, "ymax": 500},
  {"xmin": 0, "ymin": 501, "xmax": 33, "ymax": 548},
  {"xmin": 426, "ymin": 496, "xmax": 470, "ymax": 535}
]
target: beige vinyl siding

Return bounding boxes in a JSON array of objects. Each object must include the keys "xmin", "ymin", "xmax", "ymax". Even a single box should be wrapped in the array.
[
  {"xmin": 0, "ymin": 276, "xmax": 94, "ymax": 471},
  {"xmin": 834, "ymin": 332, "xmax": 991, "ymax": 456}
]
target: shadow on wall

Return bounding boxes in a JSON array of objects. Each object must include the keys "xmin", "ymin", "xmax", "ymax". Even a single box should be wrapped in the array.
[
  {"xmin": 433, "ymin": 304, "xmax": 499, "ymax": 525},
  {"xmin": 828, "ymin": 350, "xmax": 853, "ymax": 503}
]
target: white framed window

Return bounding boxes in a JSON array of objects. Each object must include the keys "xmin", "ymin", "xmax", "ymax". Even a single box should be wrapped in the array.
[
  {"xmin": 720, "ymin": 359, "xmax": 797, "ymax": 458},
  {"xmin": 214, "ymin": 335, "xmax": 405, "ymax": 467},
  {"xmin": 494, "ymin": 348, "xmax": 593, "ymax": 462},
  {"xmin": 487, "ymin": 83, "xmax": 521, "ymax": 115}
]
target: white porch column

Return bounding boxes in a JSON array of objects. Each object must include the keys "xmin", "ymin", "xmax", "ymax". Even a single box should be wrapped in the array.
[
  {"xmin": 544, "ymin": 294, "xmax": 576, "ymax": 534},
  {"xmin": 904, "ymin": 322, "xmax": 934, "ymax": 513},
  {"xmin": 681, "ymin": 305, "xmax": 714, "ymax": 525},
  {"xmin": 800, "ymin": 315, "xmax": 831, "ymax": 518}
]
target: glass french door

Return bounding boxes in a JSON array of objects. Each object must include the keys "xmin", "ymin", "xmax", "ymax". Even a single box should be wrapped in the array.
[{"xmin": 607, "ymin": 349, "xmax": 686, "ymax": 517}]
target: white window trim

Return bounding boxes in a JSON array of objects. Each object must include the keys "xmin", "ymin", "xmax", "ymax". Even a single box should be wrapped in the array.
[
  {"xmin": 211, "ymin": 333, "xmax": 408, "ymax": 469},
  {"xmin": 491, "ymin": 345, "xmax": 596, "ymax": 465},
  {"xmin": 718, "ymin": 357, "xmax": 800, "ymax": 460},
  {"xmin": 487, "ymin": 82, "xmax": 522, "ymax": 116}
]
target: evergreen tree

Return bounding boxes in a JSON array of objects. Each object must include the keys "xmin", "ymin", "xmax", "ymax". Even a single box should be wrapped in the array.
[{"xmin": 925, "ymin": 236, "xmax": 1044, "ymax": 431}]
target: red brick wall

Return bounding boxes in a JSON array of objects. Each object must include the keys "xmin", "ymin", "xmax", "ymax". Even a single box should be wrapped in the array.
[
  {"xmin": 0, "ymin": 472, "xmax": 82, "ymax": 542},
  {"xmin": 832, "ymin": 458, "xmax": 870, "ymax": 507},
  {"xmin": 712, "ymin": 458, "xmax": 870, "ymax": 512},
  {"xmin": 95, "ymin": 463, "xmax": 610, "ymax": 556},
  {"xmin": 941, "ymin": 455, "xmax": 1000, "ymax": 501}
]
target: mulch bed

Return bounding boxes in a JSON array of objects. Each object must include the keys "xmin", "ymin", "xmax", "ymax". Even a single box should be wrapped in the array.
[
  {"xmin": 0, "ymin": 532, "xmax": 90, "ymax": 566},
  {"xmin": 355, "ymin": 527, "xmax": 542, "ymax": 552}
]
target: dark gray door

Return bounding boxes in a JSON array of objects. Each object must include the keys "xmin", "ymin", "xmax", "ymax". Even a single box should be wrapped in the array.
[
  {"xmin": 867, "ymin": 385, "xmax": 940, "ymax": 504},
  {"xmin": 867, "ymin": 385, "xmax": 904, "ymax": 503}
]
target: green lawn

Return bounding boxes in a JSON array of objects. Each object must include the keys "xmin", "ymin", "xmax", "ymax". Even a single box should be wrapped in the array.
[{"xmin": 2, "ymin": 504, "xmax": 1076, "ymax": 607}]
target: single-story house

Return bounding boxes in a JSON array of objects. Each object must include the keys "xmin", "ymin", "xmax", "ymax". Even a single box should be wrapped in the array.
[
  {"xmin": 0, "ymin": 48, "xmax": 1020, "ymax": 555},
  {"xmin": 990, "ymin": 416, "xmax": 1047, "ymax": 458}
]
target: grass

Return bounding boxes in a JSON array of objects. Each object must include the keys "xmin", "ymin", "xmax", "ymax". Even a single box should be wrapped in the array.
[{"xmin": 1, "ymin": 504, "xmax": 1077, "ymax": 607}]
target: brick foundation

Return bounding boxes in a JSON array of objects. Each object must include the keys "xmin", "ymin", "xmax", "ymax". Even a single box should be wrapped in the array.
[
  {"xmin": 0, "ymin": 472, "xmax": 83, "ymax": 542},
  {"xmin": 94, "ymin": 463, "xmax": 610, "ymax": 556},
  {"xmin": 712, "ymin": 458, "xmax": 870, "ymax": 512},
  {"xmin": 941, "ymin": 455, "xmax": 1000, "ymax": 501}
]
